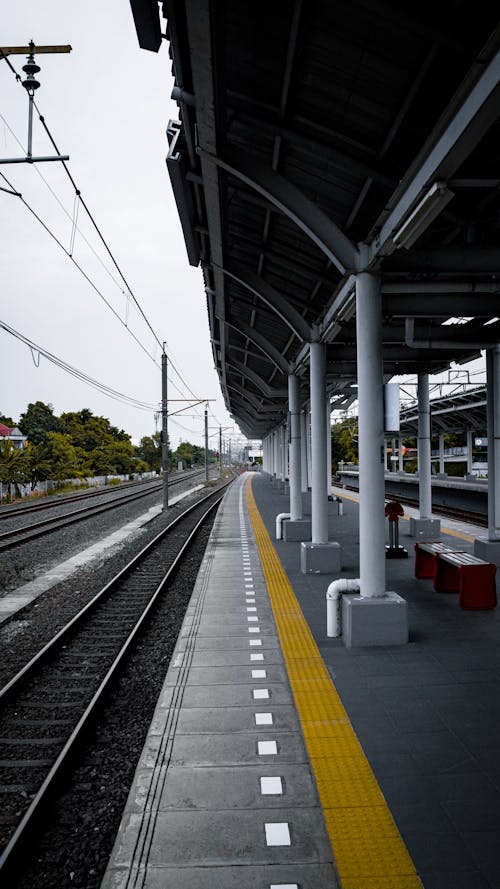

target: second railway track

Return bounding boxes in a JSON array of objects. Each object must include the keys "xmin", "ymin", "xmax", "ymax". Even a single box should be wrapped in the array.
[
  {"xmin": 0, "ymin": 481, "xmax": 229, "ymax": 880},
  {"xmin": 0, "ymin": 470, "xmax": 205, "ymax": 551}
]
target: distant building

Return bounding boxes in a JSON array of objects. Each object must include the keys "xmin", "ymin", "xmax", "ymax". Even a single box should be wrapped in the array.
[{"xmin": 0, "ymin": 424, "xmax": 28, "ymax": 449}]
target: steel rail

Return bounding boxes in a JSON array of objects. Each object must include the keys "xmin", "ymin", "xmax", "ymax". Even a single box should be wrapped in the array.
[
  {"xmin": 0, "ymin": 482, "xmax": 230, "ymax": 878},
  {"xmin": 0, "ymin": 470, "xmax": 204, "ymax": 520},
  {"xmin": 0, "ymin": 471, "xmax": 206, "ymax": 550}
]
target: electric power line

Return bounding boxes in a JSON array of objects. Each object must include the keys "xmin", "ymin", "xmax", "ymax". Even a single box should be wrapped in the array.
[{"xmin": 0, "ymin": 318, "xmax": 158, "ymax": 412}]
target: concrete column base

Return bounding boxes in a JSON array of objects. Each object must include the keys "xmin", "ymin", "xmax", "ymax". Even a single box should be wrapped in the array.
[
  {"xmin": 474, "ymin": 537, "xmax": 500, "ymax": 566},
  {"xmin": 283, "ymin": 518, "xmax": 312, "ymax": 542},
  {"xmin": 283, "ymin": 482, "xmax": 290, "ymax": 495},
  {"xmin": 409, "ymin": 517, "xmax": 441, "ymax": 540},
  {"xmin": 301, "ymin": 491, "xmax": 312, "ymax": 514},
  {"xmin": 300, "ymin": 541, "xmax": 342, "ymax": 574},
  {"xmin": 341, "ymin": 592, "xmax": 408, "ymax": 648}
]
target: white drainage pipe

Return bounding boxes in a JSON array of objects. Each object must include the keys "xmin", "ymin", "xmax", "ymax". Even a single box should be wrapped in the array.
[
  {"xmin": 326, "ymin": 578, "xmax": 360, "ymax": 637},
  {"xmin": 275, "ymin": 513, "xmax": 291, "ymax": 540}
]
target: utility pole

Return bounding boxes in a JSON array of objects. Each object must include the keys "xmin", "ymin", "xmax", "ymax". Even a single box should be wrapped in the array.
[
  {"xmin": 0, "ymin": 42, "xmax": 71, "ymax": 165},
  {"xmin": 219, "ymin": 426, "xmax": 223, "ymax": 478},
  {"xmin": 162, "ymin": 348, "xmax": 169, "ymax": 509},
  {"xmin": 204, "ymin": 404, "xmax": 209, "ymax": 482}
]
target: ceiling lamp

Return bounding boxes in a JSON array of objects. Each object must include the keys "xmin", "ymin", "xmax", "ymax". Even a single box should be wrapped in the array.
[{"xmin": 392, "ymin": 181, "xmax": 454, "ymax": 249}]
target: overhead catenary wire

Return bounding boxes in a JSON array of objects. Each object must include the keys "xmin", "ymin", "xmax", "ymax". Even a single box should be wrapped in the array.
[
  {"xmin": 1, "ymin": 53, "xmax": 227, "ymax": 431},
  {"xmin": 0, "ymin": 319, "xmax": 158, "ymax": 412}
]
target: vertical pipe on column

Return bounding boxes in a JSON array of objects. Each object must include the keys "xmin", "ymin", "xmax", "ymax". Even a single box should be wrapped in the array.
[
  {"xmin": 417, "ymin": 373, "xmax": 432, "ymax": 520},
  {"xmin": 356, "ymin": 271, "xmax": 385, "ymax": 598},
  {"xmin": 466, "ymin": 429, "xmax": 473, "ymax": 477},
  {"xmin": 310, "ymin": 342, "xmax": 328, "ymax": 544},
  {"xmin": 300, "ymin": 410, "xmax": 308, "ymax": 493},
  {"xmin": 288, "ymin": 374, "xmax": 302, "ymax": 521},
  {"xmin": 326, "ymin": 398, "xmax": 332, "ymax": 496},
  {"xmin": 439, "ymin": 433, "xmax": 445, "ymax": 474},
  {"xmin": 488, "ymin": 345, "xmax": 500, "ymax": 540}
]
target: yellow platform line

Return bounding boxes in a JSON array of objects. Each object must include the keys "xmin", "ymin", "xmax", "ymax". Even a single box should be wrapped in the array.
[{"xmin": 246, "ymin": 477, "xmax": 422, "ymax": 889}]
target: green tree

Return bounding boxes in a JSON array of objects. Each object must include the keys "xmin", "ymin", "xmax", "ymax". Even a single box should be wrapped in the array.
[
  {"xmin": 331, "ymin": 419, "xmax": 359, "ymax": 469},
  {"xmin": 0, "ymin": 440, "xmax": 30, "ymax": 500},
  {"xmin": 90, "ymin": 439, "xmax": 140, "ymax": 476},
  {"xmin": 59, "ymin": 410, "xmax": 131, "ymax": 452},
  {"xmin": 135, "ymin": 432, "xmax": 163, "ymax": 472},
  {"xmin": 18, "ymin": 401, "xmax": 61, "ymax": 445},
  {"xmin": 29, "ymin": 432, "xmax": 88, "ymax": 482},
  {"xmin": 0, "ymin": 413, "xmax": 14, "ymax": 427}
]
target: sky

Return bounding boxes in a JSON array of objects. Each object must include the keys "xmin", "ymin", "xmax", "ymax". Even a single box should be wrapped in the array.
[
  {"xmin": 0, "ymin": 0, "xmax": 248, "ymax": 452},
  {"xmin": 0, "ymin": 3, "xmax": 487, "ymax": 451}
]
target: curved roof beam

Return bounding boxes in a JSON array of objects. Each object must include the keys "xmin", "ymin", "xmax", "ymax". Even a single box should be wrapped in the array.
[
  {"xmin": 220, "ymin": 261, "xmax": 312, "ymax": 343},
  {"xmin": 227, "ymin": 382, "xmax": 284, "ymax": 414},
  {"xmin": 226, "ymin": 359, "xmax": 288, "ymax": 398},
  {"xmin": 200, "ymin": 145, "xmax": 359, "ymax": 275},
  {"xmin": 224, "ymin": 319, "xmax": 291, "ymax": 376}
]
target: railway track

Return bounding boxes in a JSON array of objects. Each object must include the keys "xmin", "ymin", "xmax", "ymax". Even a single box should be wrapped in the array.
[
  {"xmin": 0, "ymin": 470, "xmax": 204, "ymax": 551},
  {"xmin": 341, "ymin": 484, "xmax": 488, "ymax": 528},
  {"xmin": 0, "ymin": 469, "xmax": 204, "ymax": 521},
  {"xmin": 0, "ymin": 482, "xmax": 228, "ymax": 879}
]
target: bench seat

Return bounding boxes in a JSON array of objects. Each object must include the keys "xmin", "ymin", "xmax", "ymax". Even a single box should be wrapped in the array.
[
  {"xmin": 414, "ymin": 542, "xmax": 460, "ymax": 579},
  {"xmin": 434, "ymin": 551, "xmax": 497, "ymax": 610}
]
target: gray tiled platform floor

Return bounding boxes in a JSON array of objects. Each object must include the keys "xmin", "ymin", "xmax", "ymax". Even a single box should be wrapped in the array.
[
  {"xmin": 253, "ymin": 472, "xmax": 500, "ymax": 889},
  {"xmin": 102, "ymin": 475, "xmax": 339, "ymax": 889}
]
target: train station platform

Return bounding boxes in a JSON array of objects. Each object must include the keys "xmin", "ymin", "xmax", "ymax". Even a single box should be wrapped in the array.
[{"xmin": 102, "ymin": 471, "xmax": 500, "ymax": 889}]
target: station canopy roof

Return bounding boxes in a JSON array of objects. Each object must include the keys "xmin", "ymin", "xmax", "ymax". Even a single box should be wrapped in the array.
[{"xmin": 131, "ymin": 0, "xmax": 500, "ymax": 438}]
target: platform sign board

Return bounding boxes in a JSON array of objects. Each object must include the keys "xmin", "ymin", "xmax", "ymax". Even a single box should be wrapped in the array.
[{"xmin": 384, "ymin": 383, "xmax": 400, "ymax": 434}]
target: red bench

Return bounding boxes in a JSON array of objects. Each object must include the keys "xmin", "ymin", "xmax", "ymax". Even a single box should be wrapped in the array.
[
  {"xmin": 434, "ymin": 551, "xmax": 497, "ymax": 609},
  {"xmin": 414, "ymin": 542, "xmax": 463, "ymax": 579},
  {"xmin": 415, "ymin": 543, "xmax": 497, "ymax": 610}
]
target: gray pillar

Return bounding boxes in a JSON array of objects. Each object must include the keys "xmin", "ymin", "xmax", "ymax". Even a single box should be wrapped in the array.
[
  {"xmin": 475, "ymin": 347, "xmax": 500, "ymax": 562},
  {"xmin": 273, "ymin": 430, "xmax": 279, "ymax": 478},
  {"xmin": 281, "ymin": 425, "xmax": 287, "ymax": 481},
  {"xmin": 399, "ymin": 436, "xmax": 404, "ymax": 472},
  {"xmin": 466, "ymin": 429, "xmax": 473, "ymax": 476},
  {"xmin": 300, "ymin": 410, "xmax": 308, "ymax": 493},
  {"xmin": 326, "ymin": 398, "xmax": 332, "ymax": 496},
  {"xmin": 356, "ymin": 272, "xmax": 385, "ymax": 597},
  {"xmin": 310, "ymin": 342, "xmax": 328, "ymax": 544},
  {"xmin": 307, "ymin": 411, "xmax": 312, "ymax": 490},
  {"xmin": 417, "ymin": 373, "xmax": 432, "ymax": 519},
  {"xmin": 439, "ymin": 433, "xmax": 445, "ymax": 474},
  {"xmin": 288, "ymin": 374, "xmax": 302, "ymax": 520},
  {"xmin": 489, "ymin": 346, "xmax": 500, "ymax": 539}
]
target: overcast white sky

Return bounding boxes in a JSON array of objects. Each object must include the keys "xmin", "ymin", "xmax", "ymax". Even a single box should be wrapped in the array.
[
  {"xmin": 1, "ymin": 3, "xmax": 487, "ymax": 450},
  {"xmin": 0, "ymin": 0, "xmax": 246, "ymax": 450}
]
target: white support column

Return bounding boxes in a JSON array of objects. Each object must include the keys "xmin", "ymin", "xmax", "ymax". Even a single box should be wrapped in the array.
[
  {"xmin": 356, "ymin": 272, "xmax": 385, "ymax": 598},
  {"xmin": 418, "ymin": 373, "xmax": 432, "ymax": 518},
  {"xmin": 399, "ymin": 436, "xmax": 404, "ymax": 472},
  {"xmin": 466, "ymin": 429, "xmax": 473, "ymax": 476},
  {"xmin": 341, "ymin": 270, "xmax": 408, "ymax": 647},
  {"xmin": 299, "ymin": 345, "xmax": 341, "ymax": 573},
  {"xmin": 288, "ymin": 374, "xmax": 302, "ymax": 521},
  {"xmin": 310, "ymin": 342, "xmax": 328, "ymax": 544},
  {"xmin": 281, "ymin": 424, "xmax": 287, "ymax": 482},
  {"xmin": 326, "ymin": 397, "xmax": 332, "ymax": 496},
  {"xmin": 439, "ymin": 433, "xmax": 445, "ymax": 474},
  {"xmin": 300, "ymin": 410, "xmax": 308, "ymax": 493},
  {"xmin": 307, "ymin": 411, "xmax": 313, "ymax": 490},
  {"xmin": 475, "ymin": 346, "xmax": 500, "ymax": 563},
  {"xmin": 409, "ymin": 373, "xmax": 440, "ymax": 539},
  {"xmin": 273, "ymin": 430, "xmax": 279, "ymax": 479}
]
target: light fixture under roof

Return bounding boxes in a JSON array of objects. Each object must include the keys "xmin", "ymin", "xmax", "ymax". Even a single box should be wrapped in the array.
[
  {"xmin": 392, "ymin": 181, "xmax": 454, "ymax": 250},
  {"xmin": 442, "ymin": 317, "xmax": 473, "ymax": 326}
]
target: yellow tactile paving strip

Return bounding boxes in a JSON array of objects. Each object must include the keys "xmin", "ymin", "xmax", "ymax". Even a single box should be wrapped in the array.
[{"xmin": 246, "ymin": 476, "xmax": 423, "ymax": 889}]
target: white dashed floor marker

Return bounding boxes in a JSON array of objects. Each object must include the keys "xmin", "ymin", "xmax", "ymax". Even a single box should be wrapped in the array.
[
  {"xmin": 265, "ymin": 823, "xmax": 291, "ymax": 846},
  {"xmin": 253, "ymin": 688, "xmax": 269, "ymax": 699},
  {"xmin": 255, "ymin": 712, "xmax": 273, "ymax": 725},
  {"xmin": 249, "ymin": 638, "xmax": 262, "ymax": 646},
  {"xmin": 250, "ymin": 652, "xmax": 264, "ymax": 661},
  {"xmin": 258, "ymin": 740, "xmax": 278, "ymax": 755},
  {"xmin": 252, "ymin": 669, "xmax": 266, "ymax": 678},
  {"xmin": 260, "ymin": 776, "xmax": 283, "ymax": 795}
]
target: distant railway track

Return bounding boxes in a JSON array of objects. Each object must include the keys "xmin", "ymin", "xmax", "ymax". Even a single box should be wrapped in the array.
[
  {"xmin": 341, "ymin": 484, "xmax": 488, "ymax": 528},
  {"xmin": 0, "ymin": 470, "xmax": 205, "ymax": 551},
  {"xmin": 0, "ymin": 481, "xmax": 229, "ymax": 879}
]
